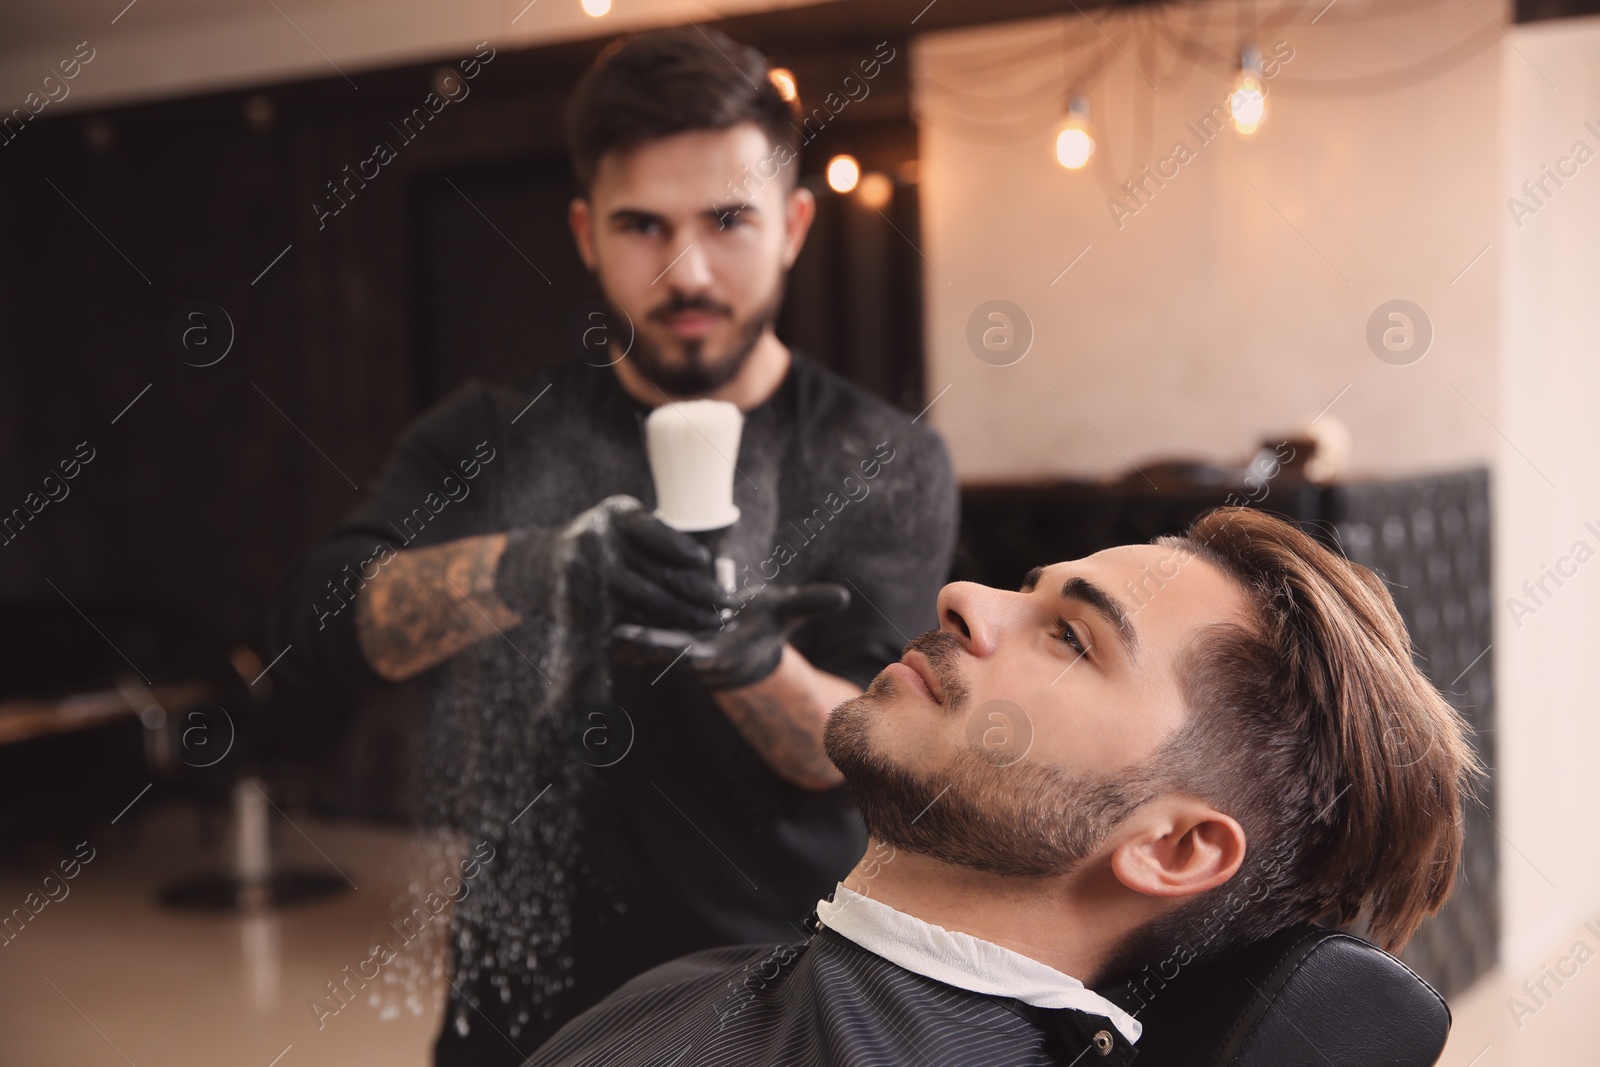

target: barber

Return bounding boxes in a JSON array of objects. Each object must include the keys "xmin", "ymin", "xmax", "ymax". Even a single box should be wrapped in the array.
[{"xmin": 267, "ymin": 26, "xmax": 957, "ymax": 1066}]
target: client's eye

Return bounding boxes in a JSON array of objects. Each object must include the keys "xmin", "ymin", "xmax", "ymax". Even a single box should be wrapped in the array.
[{"xmin": 1052, "ymin": 618, "xmax": 1087, "ymax": 657}]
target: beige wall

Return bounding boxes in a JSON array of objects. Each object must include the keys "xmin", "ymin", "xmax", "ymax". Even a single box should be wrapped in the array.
[
  {"xmin": 1496, "ymin": 14, "xmax": 1600, "ymax": 975},
  {"xmin": 913, "ymin": 1, "xmax": 1504, "ymax": 483}
]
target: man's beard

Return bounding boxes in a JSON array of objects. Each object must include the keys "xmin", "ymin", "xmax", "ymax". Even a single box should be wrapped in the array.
[
  {"xmin": 824, "ymin": 630, "xmax": 1166, "ymax": 877},
  {"xmin": 616, "ymin": 274, "xmax": 785, "ymax": 396}
]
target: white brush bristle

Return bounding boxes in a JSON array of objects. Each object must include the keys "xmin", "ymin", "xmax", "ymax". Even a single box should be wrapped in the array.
[{"xmin": 644, "ymin": 400, "xmax": 744, "ymax": 532}]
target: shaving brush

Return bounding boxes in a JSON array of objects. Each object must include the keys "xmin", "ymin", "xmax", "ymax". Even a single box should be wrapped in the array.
[{"xmin": 643, "ymin": 399, "xmax": 744, "ymax": 598}]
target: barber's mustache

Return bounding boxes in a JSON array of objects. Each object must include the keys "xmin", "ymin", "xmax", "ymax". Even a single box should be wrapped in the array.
[
  {"xmin": 647, "ymin": 293, "xmax": 734, "ymax": 322},
  {"xmin": 901, "ymin": 629, "xmax": 971, "ymax": 713}
]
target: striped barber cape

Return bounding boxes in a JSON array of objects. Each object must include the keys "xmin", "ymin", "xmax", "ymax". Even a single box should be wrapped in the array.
[{"xmin": 520, "ymin": 923, "xmax": 1139, "ymax": 1067}]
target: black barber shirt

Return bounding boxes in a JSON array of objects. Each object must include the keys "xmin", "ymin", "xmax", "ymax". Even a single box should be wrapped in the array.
[
  {"xmin": 267, "ymin": 353, "xmax": 958, "ymax": 1063},
  {"xmin": 522, "ymin": 924, "xmax": 1140, "ymax": 1067}
]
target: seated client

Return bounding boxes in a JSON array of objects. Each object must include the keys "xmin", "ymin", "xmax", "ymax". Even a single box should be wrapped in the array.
[{"xmin": 521, "ymin": 507, "xmax": 1479, "ymax": 1066}]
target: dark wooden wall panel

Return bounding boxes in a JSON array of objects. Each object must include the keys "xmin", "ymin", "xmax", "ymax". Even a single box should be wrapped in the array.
[
  {"xmin": 0, "ymin": 21, "xmax": 925, "ymax": 672},
  {"xmin": 1516, "ymin": 0, "xmax": 1600, "ymax": 20}
]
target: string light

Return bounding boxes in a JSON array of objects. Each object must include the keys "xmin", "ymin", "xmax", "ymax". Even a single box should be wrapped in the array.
[
  {"xmin": 857, "ymin": 171, "xmax": 893, "ymax": 209},
  {"xmin": 826, "ymin": 154, "xmax": 861, "ymax": 194},
  {"xmin": 768, "ymin": 67, "xmax": 798, "ymax": 103},
  {"xmin": 1054, "ymin": 96, "xmax": 1094, "ymax": 170},
  {"xmin": 918, "ymin": 3, "xmax": 1500, "ymax": 191},
  {"xmin": 1230, "ymin": 44, "xmax": 1266, "ymax": 137}
]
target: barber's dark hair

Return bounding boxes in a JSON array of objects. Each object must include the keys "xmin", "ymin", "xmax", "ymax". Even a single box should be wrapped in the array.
[
  {"xmin": 565, "ymin": 27, "xmax": 800, "ymax": 193},
  {"xmin": 1107, "ymin": 507, "xmax": 1482, "ymax": 979}
]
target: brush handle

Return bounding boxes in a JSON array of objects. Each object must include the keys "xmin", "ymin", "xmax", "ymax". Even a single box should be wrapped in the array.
[{"xmin": 686, "ymin": 525, "xmax": 738, "ymax": 599}]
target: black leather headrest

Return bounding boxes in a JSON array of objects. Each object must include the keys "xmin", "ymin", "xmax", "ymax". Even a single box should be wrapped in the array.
[{"xmin": 1098, "ymin": 924, "xmax": 1450, "ymax": 1067}]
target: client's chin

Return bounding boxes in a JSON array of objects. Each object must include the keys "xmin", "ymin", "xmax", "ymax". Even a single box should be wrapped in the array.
[{"xmin": 825, "ymin": 691, "xmax": 1151, "ymax": 879}]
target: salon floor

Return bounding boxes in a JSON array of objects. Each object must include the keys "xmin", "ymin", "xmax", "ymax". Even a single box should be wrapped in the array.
[{"xmin": 0, "ymin": 801, "xmax": 1595, "ymax": 1067}]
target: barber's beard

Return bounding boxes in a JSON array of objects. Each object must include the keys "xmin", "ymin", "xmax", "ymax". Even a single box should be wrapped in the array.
[
  {"xmin": 620, "ymin": 274, "xmax": 785, "ymax": 396},
  {"xmin": 824, "ymin": 630, "xmax": 1162, "ymax": 877}
]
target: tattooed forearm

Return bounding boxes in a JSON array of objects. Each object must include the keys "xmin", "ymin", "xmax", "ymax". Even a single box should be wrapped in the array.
[
  {"xmin": 717, "ymin": 690, "xmax": 837, "ymax": 789},
  {"xmin": 712, "ymin": 646, "xmax": 859, "ymax": 791},
  {"xmin": 355, "ymin": 533, "xmax": 522, "ymax": 682}
]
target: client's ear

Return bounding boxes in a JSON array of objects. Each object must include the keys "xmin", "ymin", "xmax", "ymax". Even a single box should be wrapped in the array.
[{"xmin": 1109, "ymin": 797, "xmax": 1247, "ymax": 899}]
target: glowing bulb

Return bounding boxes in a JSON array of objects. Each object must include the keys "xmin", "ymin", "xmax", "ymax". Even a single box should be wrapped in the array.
[
  {"xmin": 1056, "ymin": 128, "xmax": 1093, "ymax": 170},
  {"xmin": 1055, "ymin": 96, "xmax": 1094, "ymax": 170},
  {"xmin": 857, "ymin": 171, "xmax": 893, "ymax": 209},
  {"xmin": 768, "ymin": 67, "xmax": 798, "ymax": 103},
  {"xmin": 582, "ymin": 0, "xmax": 610, "ymax": 16},
  {"xmin": 826, "ymin": 154, "xmax": 860, "ymax": 194},
  {"xmin": 1231, "ymin": 79, "xmax": 1265, "ymax": 135},
  {"xmin": 1231, "ymin": 45, "xmax": 1267, "ymax": 137}
]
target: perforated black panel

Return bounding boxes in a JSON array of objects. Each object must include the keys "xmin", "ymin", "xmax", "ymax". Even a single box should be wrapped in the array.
[{"xmin": 1325, "ymin": 469, "xmax": 1498, "ymax": 998}]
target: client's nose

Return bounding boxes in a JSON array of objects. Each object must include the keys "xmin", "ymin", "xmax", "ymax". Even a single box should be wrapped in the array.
[{"xmin": 936, "ymin": 581, "xmax": 1017, "ymax": 658}]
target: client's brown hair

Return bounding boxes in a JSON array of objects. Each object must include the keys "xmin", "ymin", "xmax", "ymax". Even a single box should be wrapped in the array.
[{"xmin": 1115, "ymin": 507, "xmax": 1482, "ymax": 973}]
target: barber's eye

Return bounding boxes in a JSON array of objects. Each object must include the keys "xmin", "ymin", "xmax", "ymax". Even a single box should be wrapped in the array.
[{"xmin": 1052, "ymin": 618, "xmax": 1087, "ymax": 657}]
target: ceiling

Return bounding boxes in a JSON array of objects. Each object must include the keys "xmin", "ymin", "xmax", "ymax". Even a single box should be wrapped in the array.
[
  {"xmin": 0, "ymin": 0, "xmax": 832, "ymax": 115},
  {"xmin": 1, "ymin": 0, "xmax": 1579, "ymax": 118}
]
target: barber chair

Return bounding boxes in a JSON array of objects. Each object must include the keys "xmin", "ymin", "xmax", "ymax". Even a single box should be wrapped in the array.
[
  {"xmin": 0, "ymin": 600, "xmax": 347, "ymax": 909},
  {"xmin": 1098, "ymin": 924, "xmax": 1449, "ymax": 1067}
]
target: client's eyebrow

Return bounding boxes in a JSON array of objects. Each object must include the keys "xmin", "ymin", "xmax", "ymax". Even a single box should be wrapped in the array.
[{"xmin": 1020, "ymin": 566, "xmax": 1141, "ymax": 664}]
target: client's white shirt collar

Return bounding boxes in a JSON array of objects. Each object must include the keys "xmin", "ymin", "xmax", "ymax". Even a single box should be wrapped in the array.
[{"xmin": 815, "ymin": 883, "xmax": 1142, "ymax": 1044}]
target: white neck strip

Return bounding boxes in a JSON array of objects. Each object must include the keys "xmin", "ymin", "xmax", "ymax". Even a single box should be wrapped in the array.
[{"xmin": 815, "ymin": 883, "xmax": 1142, "ymax": 1044}]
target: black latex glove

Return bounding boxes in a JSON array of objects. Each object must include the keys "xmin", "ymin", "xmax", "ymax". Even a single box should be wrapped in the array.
[
  {"xmin": 607, "ymin": 582, "xmax": 851, "ymax": 691},
  {"xmin": 494, "ymin": 496, "xmax": 732, "ymax": 632}
]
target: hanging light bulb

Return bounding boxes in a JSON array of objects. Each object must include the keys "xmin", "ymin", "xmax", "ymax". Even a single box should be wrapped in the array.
[
  {"xmin": 1055, "ymin": 96, "xmax": 1095, "ymax": 171},
  {"xmin": 1230, "ymin": 45, "xmax": 1266, "ymax": 137},
  {"xmin": 768, "ymin": 67, "xmax": 798, "ymax": 103},
  {"xmin": 826, "ymin": 154, "xmax": 861, "ymax": 194},
  {"xmin": 857, "ymin": 171, "xmax": 893, "ymax": 209}
]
